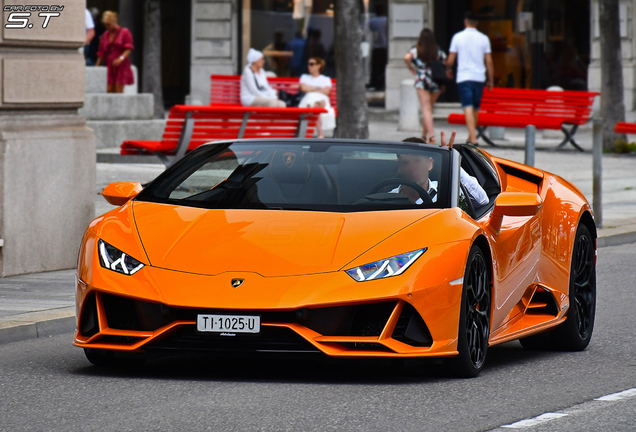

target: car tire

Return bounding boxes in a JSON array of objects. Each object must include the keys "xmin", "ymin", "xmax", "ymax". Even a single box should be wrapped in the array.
[
  {"xmin": 84, "ymin": 348, "xmax": 146, "ymax": 368},
  {"xmin": 520, "ymin": 224, "xmax": 596, "ymax": 351},
  {"xmin": 447, "ymin": 244, "xmax": 491, "ymax": 378}
]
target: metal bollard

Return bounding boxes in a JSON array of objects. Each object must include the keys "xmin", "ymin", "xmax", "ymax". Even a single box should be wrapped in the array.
[
  {"xmin": 592, "ymin": 118, "xmax": 603, "ymax": 228},
  {"xmin": 524, "ymin": 125, "xmax": 536, "ymax": 166}
]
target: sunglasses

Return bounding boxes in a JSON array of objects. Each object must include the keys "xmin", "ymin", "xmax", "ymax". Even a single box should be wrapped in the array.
[{"xmin": 308, "ymin": 62, "xmax": 317, "ymax": 66}]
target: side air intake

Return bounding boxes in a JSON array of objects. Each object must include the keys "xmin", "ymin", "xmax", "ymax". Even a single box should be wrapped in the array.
[{"xmin": 526, "ymin": 287, "xmax": 560, "ymax": 316}]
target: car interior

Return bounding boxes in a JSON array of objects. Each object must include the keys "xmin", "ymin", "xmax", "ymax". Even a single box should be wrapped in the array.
[
  {"xmin": 164, "ymin": 143, "xmax": 499, "ymax": 216},
  {"xmin": 455, "ymin": 144, "xmax": 502, "ymax": 219}
]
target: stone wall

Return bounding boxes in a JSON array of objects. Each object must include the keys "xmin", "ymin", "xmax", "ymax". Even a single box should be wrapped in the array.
[
  {"xmin": 385, "ymin": 0, "xmax": 434, "ymax": 110},
  {"xmin": 0, "ymin": 0, "xmax": 95, "ymax": 276},
  {"xmin": 190, "ymin": 0, "xmax": 239, "ymax": 105},
  {"xmin": 589, "ymin": 0, "xmax": 636, "ymax": 111}
]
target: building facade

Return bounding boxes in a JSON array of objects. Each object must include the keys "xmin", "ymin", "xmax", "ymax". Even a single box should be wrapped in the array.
[{"xmin": 91, "ymin": 0, "xmax": 636, "ymax": 112}]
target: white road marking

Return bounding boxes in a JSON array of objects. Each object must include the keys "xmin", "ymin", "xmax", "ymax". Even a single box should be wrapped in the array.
[
  {"xmin": 595, "ymin": 388, "xmax": 636, "ymax": 402},
  {"xmin": 494, "ymin": 387, "xmax": 636, "ymax": 430},
  {"xmin": 501, "ymin": 413, "xmax": 568, "ymax": 429}
]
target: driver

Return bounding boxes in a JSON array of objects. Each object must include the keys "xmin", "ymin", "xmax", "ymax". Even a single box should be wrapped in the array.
[{"xmin": 390, "ymin": 134, "xmax": 489, "ymax": 207}]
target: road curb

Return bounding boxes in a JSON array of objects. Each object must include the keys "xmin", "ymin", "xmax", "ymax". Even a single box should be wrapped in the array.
[
  {"xmin": 0, "ymin": 315, "xmax": 75, "ymax": 346},
  {"xmin": 597, "ymin": 231, "xmax": 636, "ymax": 248}
]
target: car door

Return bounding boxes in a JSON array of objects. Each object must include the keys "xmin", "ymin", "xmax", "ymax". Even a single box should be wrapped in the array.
[{"xmin": 457, "ymin": 146, "xmax": 542, "ymax": 331}]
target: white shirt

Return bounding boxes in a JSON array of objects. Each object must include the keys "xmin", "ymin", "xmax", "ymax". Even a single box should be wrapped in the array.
[
  {"xmin": 390, "ymin": 180, "xmax": 439, "ymax": 205},
  {"xmin": 85, "ymin": 9, "xmax": 94, "ymax": 31},
  {"xmin": 459, "ymin": 168, "xmax": 489, "ymax": 206},
  {"xmin": 389, "ymin": 168, "xmax": 489, "ymax": 207},
  {"xmin": 240, "ymin": 66, "xmax": 278, "ymax": 106},
  {"xmin": 449, "ymin": 28, "xmax": 491, "ymax": 83},
  {"xmin": 299, "ymin": 74, "xmax": 332, "ymax": 89}
]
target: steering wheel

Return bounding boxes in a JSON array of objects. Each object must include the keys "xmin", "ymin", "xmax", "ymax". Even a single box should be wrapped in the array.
[{"xmin": 368, "ymin": 179, "xmax": 433, "ymax": 204}]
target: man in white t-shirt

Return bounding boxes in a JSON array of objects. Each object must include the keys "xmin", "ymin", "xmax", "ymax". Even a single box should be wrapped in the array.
[{"xmin": 445, "ymin": 11, "xmax": 494, "ymax": 145}]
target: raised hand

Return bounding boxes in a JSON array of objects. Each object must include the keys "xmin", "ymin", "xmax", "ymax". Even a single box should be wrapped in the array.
[{"xmin": 440, "ymin": 131, "xmax": 457, "ymax": 149}]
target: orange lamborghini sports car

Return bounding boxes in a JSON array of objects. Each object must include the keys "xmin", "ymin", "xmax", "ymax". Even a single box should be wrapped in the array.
[{"xmin": 74, "ymin": 139, "xmax": 596, "ymax": 377}]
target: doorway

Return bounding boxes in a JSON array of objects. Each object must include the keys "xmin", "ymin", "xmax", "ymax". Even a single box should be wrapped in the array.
[
  {"xmin": 86, "ymin": 0, "xmax": 191, "ymax": 107},
  {"xmin": 434, "ymin": 0, "xmax": 590, "ymax": 101}
]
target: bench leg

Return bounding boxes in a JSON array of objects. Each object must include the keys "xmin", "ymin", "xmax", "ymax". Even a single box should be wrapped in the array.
[
  {"xmin": 477, "ymin": 126, "xmax": 498, "ymax": 147},
  {"xmin": 238, "ymin": 112, "xmax": 250, "ymax": 139},
  {"xmin": 295, "ymin": 113, "xmax": 307, "ymax": 138},
  {"xmin": 154, "ymin": 152, "xmax": 171, "ymax": 167},
  {"xmin": 552, "ymin": 124, "xmax": 584, "ymax": 152}
]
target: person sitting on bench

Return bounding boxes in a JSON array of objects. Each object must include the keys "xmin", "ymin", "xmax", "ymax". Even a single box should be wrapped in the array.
[{"xmin": 240, "ymin": 48, "xmax": 286, "ymax": 108}]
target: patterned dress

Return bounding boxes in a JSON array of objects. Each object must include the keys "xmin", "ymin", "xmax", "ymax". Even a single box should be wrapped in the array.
[{"xmin": 409, "ymin": 47, "xmax": 447, "ymax": 93}]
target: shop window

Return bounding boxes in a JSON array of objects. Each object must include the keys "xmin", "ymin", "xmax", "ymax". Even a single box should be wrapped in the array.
[{"xmin": 242, "ymin": 0, "xmax": 388, "ymax": 87}]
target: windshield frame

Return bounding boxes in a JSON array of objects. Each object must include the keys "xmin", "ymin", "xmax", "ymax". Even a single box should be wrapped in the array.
[{"xmin": 135, "ymin": 139, "xmax": 454, "ymax": 213}]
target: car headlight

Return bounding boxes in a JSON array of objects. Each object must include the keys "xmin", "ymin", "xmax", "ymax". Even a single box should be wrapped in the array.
[
  {"xmin": 345, "ymin": 248, "xmax": 426, "ymax": 282},
  {"xmin": 98, "ymin": 239, "xmax": 145, "ymax": 275}
]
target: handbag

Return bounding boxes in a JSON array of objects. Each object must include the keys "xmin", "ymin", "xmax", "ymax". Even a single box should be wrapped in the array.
[
  {"xmin": 429, "ymin": 59, "xmax": 449, "ymax": 85},
  {"xmin": 278, "ymin": 89, "xmax": 305, "ymax": 107}
]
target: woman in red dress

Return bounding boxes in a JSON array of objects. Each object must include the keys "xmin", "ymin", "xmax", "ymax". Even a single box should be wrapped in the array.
[{"xmin": 96, "ymin": 11, "xmax": 134, "ymax": 93}]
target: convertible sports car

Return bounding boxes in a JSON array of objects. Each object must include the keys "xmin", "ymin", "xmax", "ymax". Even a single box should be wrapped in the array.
[{"xmin": 74, "ymin": 139, "xmax": 596, "ymax": 377}]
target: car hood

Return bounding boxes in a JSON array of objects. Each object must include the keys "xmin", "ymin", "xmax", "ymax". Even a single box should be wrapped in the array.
[{"xmin": 131, "ymin": 201, "xmax": 439, "ymax": 277}]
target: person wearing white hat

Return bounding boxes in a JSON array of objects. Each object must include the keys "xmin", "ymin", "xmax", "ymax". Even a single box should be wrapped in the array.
[{"xmin": 241, "ymin": 48, "xmax": 286, "ymax": 107}]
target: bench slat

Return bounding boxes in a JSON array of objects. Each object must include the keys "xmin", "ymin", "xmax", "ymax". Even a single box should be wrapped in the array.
[
  {"xmin": 447, "ymin": 88, "xmax": 598, "ymax": 131},
  {"xmin": 121, "ymin": 103, "xmax": 326, "ymax": 161},
  {"xmin": 615, "ymin": 122, "xmax": 636, "ymax": 134},
  {"xmin": 211, "ymin": 74, "xmax": 337, "ymax": 109}
]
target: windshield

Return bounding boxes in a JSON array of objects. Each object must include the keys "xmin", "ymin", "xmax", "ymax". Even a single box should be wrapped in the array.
[{"xmin": 137, "ymin": 141, "xmax": 451, "ymax": 212}]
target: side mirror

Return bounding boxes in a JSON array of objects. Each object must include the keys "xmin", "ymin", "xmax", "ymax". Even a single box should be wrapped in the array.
[
  {"xmin": 489, "ymin": 192, "xmax": 542, "ymax": 234},
  {"xmin": 102, "ymin": 182, "xmax": 143, "ymax": 206}
]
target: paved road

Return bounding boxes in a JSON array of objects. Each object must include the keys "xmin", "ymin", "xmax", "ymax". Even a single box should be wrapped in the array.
[{"xmin": 0, "ymin": 243, "xmax": 635, "ymax": 432}]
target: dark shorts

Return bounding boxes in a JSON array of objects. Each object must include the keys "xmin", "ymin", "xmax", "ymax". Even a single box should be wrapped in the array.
[{"xmin": 457, "ymin": 81, "xmax": 486, "ymax": 109}]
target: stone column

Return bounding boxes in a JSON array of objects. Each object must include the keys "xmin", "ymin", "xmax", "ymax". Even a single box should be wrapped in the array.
[
  {"xmin": 190, "ymin": 0, "xmax": 238, "ymax": 105},
  {"xmin": 589, "ymin": 0, "xmax": 635, "ymax": 111},
  {"xmin": 0, "ymin": 0, "xmax": 95, "ymax": 276},
  {"xmin": 385, "ymin": 0, "xmax": 434, "ymax": 110}
]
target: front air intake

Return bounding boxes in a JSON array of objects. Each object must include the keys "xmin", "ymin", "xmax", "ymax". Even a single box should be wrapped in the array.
[
  {"xmin": 392, "ymin": 303, "xmax": 433, "ymax": 347},
  {"xmin": 300, "ymin": 301, "xmax": 397, "ymax": 336},
  {"xmin": 102, "ymin": 293, "xmax": 171, "ymax": 331},
  {"xmin": 79, "ymin": 292, "xmax": 99, "ymax": 337}
]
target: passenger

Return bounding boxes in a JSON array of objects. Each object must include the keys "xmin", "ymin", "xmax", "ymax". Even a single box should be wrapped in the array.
[
  {"xmin": 298, "ymin": 57, "xmax": 336, "ymax": 138},
  {"xmin": 390, "ymin": 133, "xmax": 489, "ymax": 207},
  {"xmin": 240, "ymin": 48, "xmax": 286, "ymax": 108}
]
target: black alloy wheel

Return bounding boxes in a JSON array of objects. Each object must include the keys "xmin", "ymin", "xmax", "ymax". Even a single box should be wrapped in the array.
[
  {"xmin": 448, "ymin": 245, "xmax": 491, "ymax": 378},
  {"xmin": 571, "ymin": 227, "xmax": 596, "ymax": 340}
]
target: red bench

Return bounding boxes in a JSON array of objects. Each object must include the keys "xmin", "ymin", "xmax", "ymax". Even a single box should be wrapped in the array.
[
  {"xmin": 211, "ymin": 74, "xmax": 337, "ymax": 111},
  {"xmin": 614, "ymin": 122, "xmax": 636, "ymax": 134},
  {"xmin": 448, "ymin": 88, "xmax": 599, "ymax": 151},
  {"xmin": 121, "ymin": 104, "xmax": 325, "ymax": 166}
]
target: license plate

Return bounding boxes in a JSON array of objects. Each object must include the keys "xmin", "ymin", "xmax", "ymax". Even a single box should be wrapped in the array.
[{"xmin": 197, "ymin": 314, "xmax": 260, "ymax": 334}]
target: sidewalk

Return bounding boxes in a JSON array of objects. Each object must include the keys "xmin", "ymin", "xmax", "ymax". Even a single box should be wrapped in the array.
[{"xmin": 2, "ymin": 118, "xmax": 635, "ymax": 346}]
